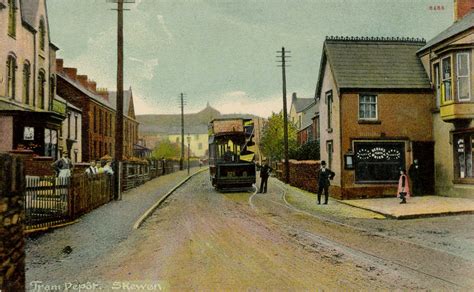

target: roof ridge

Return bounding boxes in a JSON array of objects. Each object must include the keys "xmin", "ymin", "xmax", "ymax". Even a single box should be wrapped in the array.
[{"xmin": 326, "ymin": 36, "xmax": 426, "ymax": 44}]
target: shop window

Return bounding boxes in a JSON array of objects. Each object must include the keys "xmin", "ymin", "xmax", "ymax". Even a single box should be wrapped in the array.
[
  {"xmin": 454, "ymin": 133, "xmax": 474, "ymax": 180},
  {"xmin": 441, "ymin": 56, "xmax": 453, "ymax": 102},
  {"xmin": 354, "ymin": 142, "xmax": 405, "ymax": 183},
  {"xmin": 456, "ymin": 52, "xmax": 471, "ymax": 101}
]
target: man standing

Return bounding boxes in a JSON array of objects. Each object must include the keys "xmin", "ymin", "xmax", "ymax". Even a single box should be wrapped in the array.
[
  {"xmin": 258, "ymin": 161, "xmax": 272, "ymax": 193},
  {"xmin": 409, "ymin": 159, "xmax": 422, "ymax": 195},
  {"xmin": 317, "ymin": 160, "xmax": 335, "ymax": 205}
]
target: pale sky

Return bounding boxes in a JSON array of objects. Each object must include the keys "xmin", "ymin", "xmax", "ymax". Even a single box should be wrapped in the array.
[{"xmin": 47, "ymin": 0, "xmax": 454, "ymax": 117}]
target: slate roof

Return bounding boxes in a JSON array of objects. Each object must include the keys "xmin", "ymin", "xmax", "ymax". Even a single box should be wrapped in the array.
[
  {"xmin": 300, "ymin": 102, "xmax": 317, "ymax": 130},
  {"xmin": 316, "ymin": 36, "xmax": 431, "ymax": 98},
  {"xmin": 108, "ymin": 90, "xmax": 134, "ymax": 118},
  {"xmin": 293, "ymin": 98, "xmax": 314, "ymax": 113},
  {"xmin": 418, "ymin": 11, "xmax": 474, "ymax": 53},
  {"xmin": 19, "ymin": 0, "xmax": 40, "ymax": 29}
]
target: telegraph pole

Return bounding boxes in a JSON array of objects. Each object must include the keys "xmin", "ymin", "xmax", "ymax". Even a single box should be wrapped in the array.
[
  {"xmin": 180, "ymin": 93, "xmax": 185, "ymax": 170},
  {"xmin": 277, "ymin": 47, "xmax": 290, "ymax": 183},
  {"xmin": 108, "ymin": 0, "xmax": 134, "ymax": 199}
]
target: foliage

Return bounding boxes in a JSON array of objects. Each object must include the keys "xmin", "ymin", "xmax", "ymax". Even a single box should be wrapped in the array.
[
  {"xmin": 289, "ymin": 140, "xmax": 320, "ymax": 161},
  {"xmin": 151, "ymin": 139, "xmax": 181, "ymax": 159},
  {"xmin": 260, "ymin": 111, "xmax": 298, "ymax": 161}
]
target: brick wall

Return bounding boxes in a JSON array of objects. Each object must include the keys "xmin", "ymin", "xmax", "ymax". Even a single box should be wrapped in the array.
[
  {"xmin": 277, "ymin": 160, "xmax": 321, "ymax": 193},
  {"xmin": 10, "ymin": 150, "xmax": 55, "ymax": 176},
  {"xmin": 0, "ymin": 153, "xmax": 26, "ymax": 291}
]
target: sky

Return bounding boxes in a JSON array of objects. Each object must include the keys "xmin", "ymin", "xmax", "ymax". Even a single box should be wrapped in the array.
[{"xmin": 47, "ymin": 0, "xmax": 454, "ymax": 117}]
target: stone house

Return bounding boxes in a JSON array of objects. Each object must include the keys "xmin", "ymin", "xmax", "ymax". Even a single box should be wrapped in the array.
[
  {"xmin": 417, "ymin": 6, "xmax": 474, "ymax": 198},
  {"xmin": 0, "ymin": 0, "xmax": 65, "ymax": 157},
  {"xmin": 289, "ymin": 92, "xmax": 314, "ymax": 131},
  {"xmin": 315, "ymin": 36, "xmax": 434, "ymax": 199},
  {"xmin": 297, "ymin": 101, "xmax": 317, "ymax": 146}
]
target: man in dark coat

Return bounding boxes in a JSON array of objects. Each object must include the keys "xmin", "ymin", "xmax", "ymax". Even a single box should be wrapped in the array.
[
  {"xmin": 317, "ymin": 160, "xmax": 335, "ymax": 204},
  {"xmin": 409, "ymin": 159, "xmax": 422, "ymax": 195},
  {"xmin": 258, "ymin": 161, "xmax": 272, "ymax": 193}
]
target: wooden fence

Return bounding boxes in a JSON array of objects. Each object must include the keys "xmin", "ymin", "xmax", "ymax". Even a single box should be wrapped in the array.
[{"xmin": 24, "ymin": 174, "xmax": 113, "ymax": 231}]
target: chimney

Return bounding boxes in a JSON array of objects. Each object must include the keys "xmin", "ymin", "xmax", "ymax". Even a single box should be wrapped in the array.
[
  {"xmin": 88, "ymin": 81, "xmax": 97, "ymax": 92},
  {"xmin": 96, "ymin": 88, "xmax": 109, "ymax": 100},
  {"xmin": 454, "ymin": 0, "xmax": 474, "ymax": 21},
  {"xmin": 56, "ymin": 59, "xmax": 64, "ymax": 73},
  {"xmin": 77, "ymin": 75, "xmax": 88, "ymax": 88},
  {"xmin": 63, "ymin": 67, "xmax": 77, "ymax": 80},
  {"xmin": 292, "ymin": 92, "xmax": 297, "ymax": 102}
]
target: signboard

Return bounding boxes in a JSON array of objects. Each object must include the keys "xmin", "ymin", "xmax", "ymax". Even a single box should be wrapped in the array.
[
  {"xmin": 24, "ymin": 127, "xmax": 34, "ymax": 141},
  {"xmin": 212, "ymin": 119, "xmax": 243, "ymax": 134}
]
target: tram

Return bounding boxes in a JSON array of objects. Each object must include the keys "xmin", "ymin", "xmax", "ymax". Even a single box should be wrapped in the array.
[{"xmin": 208, "ymin": 118, "xmax": 256, "ymax": 190}]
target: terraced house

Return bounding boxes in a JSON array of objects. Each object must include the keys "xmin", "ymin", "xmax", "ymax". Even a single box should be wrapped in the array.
[
  {"xmin": 315, "ymin": 36, "xmax": 434, "ymax": 199},
  {"xmin": 417, "ymin": 5, "xmax": 474, "ymax": 198},
  {"xmin": 0, "ymin": 0, "xmax": 65, "ymax": 157}
]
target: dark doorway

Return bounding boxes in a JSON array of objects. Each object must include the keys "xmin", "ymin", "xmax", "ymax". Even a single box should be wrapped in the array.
[{"xmin": 412, "ymin": 141, "xmax": 435, "ymax": 195}]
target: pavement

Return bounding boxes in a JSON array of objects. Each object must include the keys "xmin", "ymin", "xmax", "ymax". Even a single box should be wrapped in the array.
[{"xmin": 275, "ymin": 177, "xmax": 474, "ymax": 220}]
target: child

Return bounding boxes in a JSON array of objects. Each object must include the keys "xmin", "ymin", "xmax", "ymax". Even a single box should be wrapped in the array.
[{"xmin": 397, "ymin": 168, "xmax": 411, "ymax": 204}]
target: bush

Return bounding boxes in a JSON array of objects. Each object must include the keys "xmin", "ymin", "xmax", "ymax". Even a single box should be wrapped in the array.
[{"xmin": 290, "ymin": 140, "xmax": 320, "ymax": 161}]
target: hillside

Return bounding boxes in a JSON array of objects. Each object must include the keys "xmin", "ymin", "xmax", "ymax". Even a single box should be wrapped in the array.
[{"xmin": 137, "ymin": 104, "xmax": 259, "ymax": 135}]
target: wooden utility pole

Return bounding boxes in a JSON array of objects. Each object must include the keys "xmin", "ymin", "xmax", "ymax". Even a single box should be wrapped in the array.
[
  {"xmin": 277, "ymin": 47, "xmax": 290, "ymax": 183},
  {"xmin": 108, "ymin": 0, "xmax": 134, "ymax": 199},
  {"xmin": 180, "ymin": 93, "xmax": 185, "ymax": 170}
]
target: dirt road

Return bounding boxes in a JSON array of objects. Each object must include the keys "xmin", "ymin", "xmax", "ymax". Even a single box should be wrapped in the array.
[{"xmin": 81, "ymin": 172, "xmax": 472, "ymax": 290}]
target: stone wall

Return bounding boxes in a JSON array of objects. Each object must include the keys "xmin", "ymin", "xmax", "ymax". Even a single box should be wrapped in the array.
[{"xmin": 0, "ymin": 153, "xmax": 26, "ymax": 291}]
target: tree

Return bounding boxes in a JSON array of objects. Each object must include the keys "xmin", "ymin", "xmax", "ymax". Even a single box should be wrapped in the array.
[
  {"xmin": 260, "ymin": 111, "xmax": 298, "ymax": 161},
  {"xmin": 290, "ymin": 140, "xmax": 320, "ymax": 161},
  {"xmin": 151, "ymin": 140, "xmax": 181, "ymax": 159}
]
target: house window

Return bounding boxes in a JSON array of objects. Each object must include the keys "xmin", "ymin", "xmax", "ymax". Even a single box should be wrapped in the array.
[
  {"xmin": 454, "ymin": 132, "xmax": 474, "ymax": 180},
  {"xmin": 315, "ymin": 115, "xmax": 320, "ymax": 140},
  {"xmin": 354, "ymin": 142, "xmax": 405, "ymax": 183},
  {"xmin": 93, "ymin": 107, "xmax": 97, "ymax": 133},
  {"xmin": 456, "ymin": 52, "xmax": 471, "ymax": 101},
  {"xmin": 49, "ymin": 75, "xmax": 55, "ymax": 109},
  {"xmin": 433, "ymin": 63, "xmax": 441, "ymax": 108},
  {"xmin": 326, "ymin": 91, "xmax": 333, "ymax": 130},
  {"xmin": 37, "ymin": 70, "xmax": 46, "ymax": 109},
  {"xmin": 22, "ymin": 62, "xmax": 31, "ymax": 104},
  {"xmin": 7, "ymin": 55, "xmax": 16, "ymax": 99},
  {"xmin": 326, "ymin": 140, "xmax": 333, "ymax": 169},
  {"xmin": 39, "ymin": 19, "xmax": 46, "ymax": 51},
  {"xmin": 99, "ymin": 110, "xmax": 103, "ymax": 135},
  {"xmin": 74, "ymin": 114, "xmax": 78, "ymax": 140},
  {"xmin": 298, "ymin": 115, "xmax": 302, "ymax": 129},
  {"xmin": 359, "ymin": 94, "xmax": 377, "ymax": 120},
  {"xmin": 8, "ymin": 0, "xmax": 16, "ymax": 37},
  {"xmin": 67, "ymin": 112, "xmax": 71, "ymax": 139},
  {"xmin": 441, "ymin": 56, "xmax": 453, "ymax": 102}
]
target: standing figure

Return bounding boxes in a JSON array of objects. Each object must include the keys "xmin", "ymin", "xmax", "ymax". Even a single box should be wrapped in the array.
[
  {"xmin": 161, "ymin": 157, "xmax": 166, "ymax": 175},
  {"xmin": 51, "ymin": 152, "xmax": 73, "ymax": 178},
  {"xmin": 398, "ymin": 168, "xmax": 411, "ymax": 204},
  {"xmin": 85, "ymin": 161, "xmax": 99, "ymax": 178},
  {"xmin": 103, "ymin": 161, "xmax": 114, "ymax": 176},
  {"xmin": 317, "ymin": 161, "xmax": 335, "ymax": 205},
  {"xmin": 409, "ymin": 159, "xmax": 422, "ymax": 195},
  {"xmin": 258, "ymin": 161, "xmax": 272, "ymax": 193}
]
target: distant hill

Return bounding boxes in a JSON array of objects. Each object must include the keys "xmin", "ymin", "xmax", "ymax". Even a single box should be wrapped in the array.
[{"xmin": 137, "ymin": 103, "xmax": 259, "ymax": 135}]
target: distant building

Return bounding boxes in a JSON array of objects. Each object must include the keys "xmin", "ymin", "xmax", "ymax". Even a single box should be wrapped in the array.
[
  {"xmin": 55, "ymin": 95, "xmax": 82, "ymax": 163},
  {"xmin": 289, "ymin": 92, "xmax": 314, "ymax": 131},
  {"xmin": 168, "ymin": 133, "xmax": 208, "ymax": 157},
  {"xmin": 315, "ymin": 36, "xmax": 434, "ymax": 199},
  {"xmin": 297, "ymin": 101, "xmax": 317, "ymax": 146},
  {"xmin": 417, "ymin": 6, "xmax": 474, "ymax": 198},
  {"xmin": 0, "ymin": 0, "xmax": 65, "ymax": 157}
]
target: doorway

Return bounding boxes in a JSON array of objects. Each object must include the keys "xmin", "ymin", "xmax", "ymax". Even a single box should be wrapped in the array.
[{"xmin": 412, "ymin": 141, "xmax": 435, "ymax": 195}]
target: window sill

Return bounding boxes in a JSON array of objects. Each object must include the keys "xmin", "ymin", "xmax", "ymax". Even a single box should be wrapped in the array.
[
  {"xmin": 326, "ymin": 128, "xmax": 333, "ymax": 133},
  {"xmin": 358, "ymin": 120, "xmax": 381, "ymax": 125},
  {"xmin": 453, "ymin": 178, "xmax": 474, "ymax": 185},
  {"xmin": 8, "ymin": 33, "xmax": 16, "ymax": 40}
]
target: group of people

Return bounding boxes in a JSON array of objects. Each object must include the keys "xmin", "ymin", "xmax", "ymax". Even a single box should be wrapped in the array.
[
  {"xmin": 51, "ymin": 152, "xmax": 114, "ymax": 179},
  {"xmin": 256, "ymin": 159, "xmax": 423, "ymax": 206}
]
